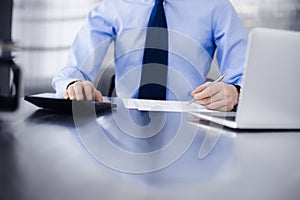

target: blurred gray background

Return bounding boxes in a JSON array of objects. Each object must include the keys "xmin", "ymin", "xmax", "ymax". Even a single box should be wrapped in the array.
[{"xmin": 12, "ymin": 0, "xmax": 300, "ymax": 96}]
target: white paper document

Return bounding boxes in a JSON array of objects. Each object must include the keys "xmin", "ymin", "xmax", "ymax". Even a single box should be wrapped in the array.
[{"xmin": 122, "ymin": 98, "xmax": 220, "ymax": 113}]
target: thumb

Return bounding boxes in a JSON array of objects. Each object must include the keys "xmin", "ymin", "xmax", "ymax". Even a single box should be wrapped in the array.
[{"xmin": 95, "ymin": 90, "xmax": 103, "ymax": 102}]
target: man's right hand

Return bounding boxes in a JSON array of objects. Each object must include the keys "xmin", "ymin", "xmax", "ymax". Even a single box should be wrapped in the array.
[{"xmin": 64, "ymin": 80, "xmax": 103, "ymax": 102}]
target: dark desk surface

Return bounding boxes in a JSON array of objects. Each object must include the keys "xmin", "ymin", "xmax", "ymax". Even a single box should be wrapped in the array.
[{"xmin": 1, "ymin": 98, "xmax": 300, "ymax": 200}]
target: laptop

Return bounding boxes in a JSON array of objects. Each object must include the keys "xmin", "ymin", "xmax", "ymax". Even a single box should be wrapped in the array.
[
  {"xmin": 190, "ymin": 28, "xmax": 300, "ymax": 129},
  {"xmin": 25, "ymin": 93, "xmax": 116, "ymax": 114}
]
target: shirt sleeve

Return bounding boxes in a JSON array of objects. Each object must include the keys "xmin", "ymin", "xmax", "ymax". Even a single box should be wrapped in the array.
[
  {"xmin": 52, "ymin": 2, "xmax": 117, "ymax": 97},
  {"xmin": 213, "ymin": 0, "xmax": 248, "ymax": 86}
]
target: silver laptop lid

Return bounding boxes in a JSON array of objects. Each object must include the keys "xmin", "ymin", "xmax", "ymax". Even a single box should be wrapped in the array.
[{"xmin": 236, "ymin": 28, "xmax": 300, "ymax": 129}]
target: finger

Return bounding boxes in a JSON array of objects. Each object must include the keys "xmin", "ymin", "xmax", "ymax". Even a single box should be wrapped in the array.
[
  {"xmin": 73, "ymin": 82, "xmax": 84, "ymax": 101},
  {"xmin": 83, "ymin": 83, "xmax": 94, "ymax": 101},
  {"xmin": 193, "ymin": 82, "xmax": 223, "ymax": 101},
  {"xmin": 196, "ymin": 91, "xmax": 224, "ymax": 105},
  {"xmin": 95, "ymin": 90, "xmax": 103, "ymax": 102},
  {"xmin": 191, "ymin": 82, "xmax": 211, "ymax": 95},
  {"xmin": 67, "ymin": 85, "xmax": 76, "ymax": 100},
  {"xmin": 63, "ymin": 91, "xmax": 69, "ymax": 99},
  {"xmin": 206, "ymin": 98, "xmax": 235, "ymax": 111},
  {"xmin": 205, "ymin": 99, "xmax": 226, "ymax": 111},
  {"xmin": 213, "ymin": 106, "xmax": 229, "ymax": 112}
]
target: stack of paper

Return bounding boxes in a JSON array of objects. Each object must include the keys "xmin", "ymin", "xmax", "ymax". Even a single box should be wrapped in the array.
[{"xmin": 122, "ymin": 98, "xmax": 215, "ymax": 113}]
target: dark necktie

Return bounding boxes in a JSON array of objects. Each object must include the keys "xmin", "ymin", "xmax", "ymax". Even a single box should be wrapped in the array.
[{"xmin": 138, "ymin": 0, "xmax": 168, "ymax": 100}]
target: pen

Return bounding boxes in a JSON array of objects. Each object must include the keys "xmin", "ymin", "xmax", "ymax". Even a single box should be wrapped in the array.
[{"xmin": 187, "ymin": 74, "xmax": 226, "ymax": 105}]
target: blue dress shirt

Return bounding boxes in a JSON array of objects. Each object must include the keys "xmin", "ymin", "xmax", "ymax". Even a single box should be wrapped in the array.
[{"xmin": 52, "ymin": 0, "xmax": 248, "ymax": 100}]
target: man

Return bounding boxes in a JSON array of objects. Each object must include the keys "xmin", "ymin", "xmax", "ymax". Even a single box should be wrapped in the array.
[{"xmin": 52, "ymin": 0, "xmax": 247, "ymax": 111}]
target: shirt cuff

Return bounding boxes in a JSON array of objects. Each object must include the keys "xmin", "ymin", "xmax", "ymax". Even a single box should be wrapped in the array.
[
  {"xmin": 66, "ymin": 80, "xmax": 81, "ymax": 90},
  {"xmin": 232, "ymin": 84, "xmax": 241, "ymax": 94},
  {"xmin": 231, "ymin": 84, "xmax": 241, "ymax": 111},
  {"xmin": 53, "ymin": 78, "xmax": 80, "ymax": 98}
]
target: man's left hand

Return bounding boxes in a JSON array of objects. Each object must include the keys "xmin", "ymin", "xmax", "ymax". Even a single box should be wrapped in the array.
[{"xmin": 191, "ymin": 82, "xmax": 239, "ymax": 111}]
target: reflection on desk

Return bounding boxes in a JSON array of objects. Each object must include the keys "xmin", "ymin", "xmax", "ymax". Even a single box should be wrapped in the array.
[{"xmin": 0, "ymin": 98, "xmax": 300, "ymax": 200}]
